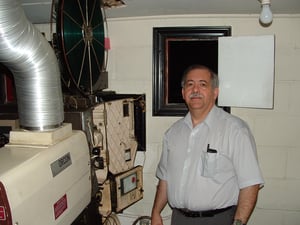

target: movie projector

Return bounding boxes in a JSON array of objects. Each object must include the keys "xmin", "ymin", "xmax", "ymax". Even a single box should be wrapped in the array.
[{"xmin": 0, "ymin": 0, "xmax": 145, "ymax": 225}]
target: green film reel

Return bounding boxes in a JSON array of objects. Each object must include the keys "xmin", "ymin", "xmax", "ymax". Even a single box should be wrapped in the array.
[{"xmin": 57, "ymin": 0, "xmax": 105, "ymax": 95}]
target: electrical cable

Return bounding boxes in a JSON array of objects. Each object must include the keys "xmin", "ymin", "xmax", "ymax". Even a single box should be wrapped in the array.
[
  {"xmin": 103, "ymin": 213, "xmax": 121, "ymax": 225},
  {"xmin": 132, "ymin": 215, "xmax": 151, "ymax": 225}
]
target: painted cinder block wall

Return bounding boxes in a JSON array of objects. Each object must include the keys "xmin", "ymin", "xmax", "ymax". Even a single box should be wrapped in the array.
[{"xmin": 36, "ymin": 13, "xmax": 300, "ymax": 225}]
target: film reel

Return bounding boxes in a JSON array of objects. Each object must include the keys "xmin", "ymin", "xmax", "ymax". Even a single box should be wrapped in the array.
[{"xmin": 56, "ymin": 0, "xmax": 107, "ymax": 96}]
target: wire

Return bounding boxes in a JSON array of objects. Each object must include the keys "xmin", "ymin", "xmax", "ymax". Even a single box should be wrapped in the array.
[
  {"xmin": 132, "ymin": 216, "xmax": 151, "ymax": 225},
  {"xmin": 116, "ymin": 211, "xmax": 172, "ymax": 225},
  {"xmin": 103, "ymin": 213, "xmax": 121, "ymax": 225},
  {"xmin": 87, "ymin": 119, "xmax": 96, "ymax": 147}
]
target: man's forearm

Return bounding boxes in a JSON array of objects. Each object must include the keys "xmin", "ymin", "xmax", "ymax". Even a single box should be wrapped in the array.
[
  {"xmin": 151, "ymin": 180, "xmax": 168, "ymax": 225},
  {"xmin": 234, "ymin": 184, "xmax": 260, "ymax": 224},
  {"xmin": 152, "ymin": 180, "xmax": 168, "ymax": 214}
]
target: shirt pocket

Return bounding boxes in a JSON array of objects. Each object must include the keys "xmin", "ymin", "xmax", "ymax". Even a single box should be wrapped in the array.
[
  {"xmin": 201, "ymin": 152, "xmax": 235, "ymax": 184},
  {"xmin": 214, "ymin": 153, "xmax": 235, "ymax": 184},
  {"xmin": 201, "ymin": 151, "xmax": 218, "ymax": 178}
]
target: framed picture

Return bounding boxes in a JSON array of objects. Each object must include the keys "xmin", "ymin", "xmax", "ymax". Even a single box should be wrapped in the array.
[{"xmin": 152, "ymin": 26, "xmax": 231, "ymax": 116}]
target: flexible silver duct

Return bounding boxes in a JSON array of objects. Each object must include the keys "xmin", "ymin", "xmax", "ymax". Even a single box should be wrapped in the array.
[{"xmin": 0, "ymin": 0, "xmax": 64, "ymax": 131}]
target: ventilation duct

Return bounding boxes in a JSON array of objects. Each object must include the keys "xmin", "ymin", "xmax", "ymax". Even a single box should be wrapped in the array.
[{"xmin": 0, "ymin": 0, "xmax": 64, "ymax": 131}]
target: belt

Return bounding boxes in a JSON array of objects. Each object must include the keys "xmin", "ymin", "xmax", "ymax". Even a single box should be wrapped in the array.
[{"xmin": 176, "ymin": 205, "xmax": 235, "ymax": 217}]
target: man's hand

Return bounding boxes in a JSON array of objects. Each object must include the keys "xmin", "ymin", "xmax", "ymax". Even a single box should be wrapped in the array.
[{"xmin": 151, "ymin": 212, "xmax": 164, "ymax": 225}]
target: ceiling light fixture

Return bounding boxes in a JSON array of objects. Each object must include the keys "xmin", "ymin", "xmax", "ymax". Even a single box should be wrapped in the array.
[{"xmin": 259, "ymin": 0, "xmax": 273, "ymax": 25}]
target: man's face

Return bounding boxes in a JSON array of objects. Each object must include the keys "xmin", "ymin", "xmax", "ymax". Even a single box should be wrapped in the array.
[{"xmin": 181, "ymin": 68, "xmax": 219, "ymax": 112}]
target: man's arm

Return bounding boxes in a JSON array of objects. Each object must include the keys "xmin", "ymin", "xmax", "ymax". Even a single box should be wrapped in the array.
[
  {"xmin": 234, "ymin": 184, "xmax": 260, "ymax": 224},
  {"xmin": 151, "ymin": 180, "xmax": 168, "ymax": 225}
]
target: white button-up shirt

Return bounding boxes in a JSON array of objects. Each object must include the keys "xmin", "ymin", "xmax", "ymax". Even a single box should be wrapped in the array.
[{"xmin": 156, "ymin": 106, "xmax": 264, "ymax": 211}]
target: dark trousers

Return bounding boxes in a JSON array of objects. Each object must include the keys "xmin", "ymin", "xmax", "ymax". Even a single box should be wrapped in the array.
[{"xmin": 171, "ymin": 207, "xmax": 236, "ymax": 225}]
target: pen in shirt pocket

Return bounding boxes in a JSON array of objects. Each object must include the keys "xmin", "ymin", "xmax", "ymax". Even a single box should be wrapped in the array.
[{"xmin": 207, "ymin": 144, "xmax": 217, "ymax": 153}]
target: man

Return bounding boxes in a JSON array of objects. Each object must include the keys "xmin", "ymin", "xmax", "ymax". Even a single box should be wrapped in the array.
[{"xmin": 151, "ymin": 65, "xmax": 264, "ymax": 225}]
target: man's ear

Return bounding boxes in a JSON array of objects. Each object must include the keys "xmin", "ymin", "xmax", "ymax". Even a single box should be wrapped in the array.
[{"xmin": 214, "ymin": 87, "xmax": 219, "ymax": 100}]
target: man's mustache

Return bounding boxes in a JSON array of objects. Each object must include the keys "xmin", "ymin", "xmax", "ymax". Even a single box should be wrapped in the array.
[{"xmin": 189, "ymin": 93, "xmax": 204, "ymax": 98}]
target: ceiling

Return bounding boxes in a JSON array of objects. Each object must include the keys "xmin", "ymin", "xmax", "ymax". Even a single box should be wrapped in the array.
[{"xmin": 21, "ymin": 0, "xmax": 300, "ymax": 24}]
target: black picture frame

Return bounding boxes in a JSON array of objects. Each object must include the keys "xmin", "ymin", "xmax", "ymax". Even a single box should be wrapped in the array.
[{"xmin": 152, "ymin": 26, "xmax": 231, "ymax": 116}]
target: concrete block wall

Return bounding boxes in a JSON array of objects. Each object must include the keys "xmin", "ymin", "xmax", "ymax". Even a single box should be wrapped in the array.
[{"xmin": 36, "ymin": 13, "xmax": 300, "ymax": 225}]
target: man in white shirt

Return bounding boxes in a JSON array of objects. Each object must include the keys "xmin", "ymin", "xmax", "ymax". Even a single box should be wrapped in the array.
[{"xmin": 151, "ymin": 65, "xmax": 264, "ymax": 225}]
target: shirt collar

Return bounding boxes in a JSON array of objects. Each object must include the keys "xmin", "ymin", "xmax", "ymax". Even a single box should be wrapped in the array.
[{"xmin": 184, "ymin": 105, "xmax": 219, "ymax": 129}]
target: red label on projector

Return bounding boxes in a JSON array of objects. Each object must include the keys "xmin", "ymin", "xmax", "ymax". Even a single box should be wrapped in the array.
[
  {"xmin": 0, "ymin": 206, "xmax": 5, "ymax": 220},
  {"xmin": 54, "ymin": 194, "xmax": 68, "ymax": 220}
]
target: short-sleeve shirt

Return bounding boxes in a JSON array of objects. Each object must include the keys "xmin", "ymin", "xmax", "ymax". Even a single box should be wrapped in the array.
[{"xmin": 156, "ymin": 106, "xmax": 264, "ymax": 211}]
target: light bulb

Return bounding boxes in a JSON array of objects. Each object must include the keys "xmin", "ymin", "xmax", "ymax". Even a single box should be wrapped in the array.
[{"xmin": 259, "ymin": 3, "xmax": 273, "ymax": 25}]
